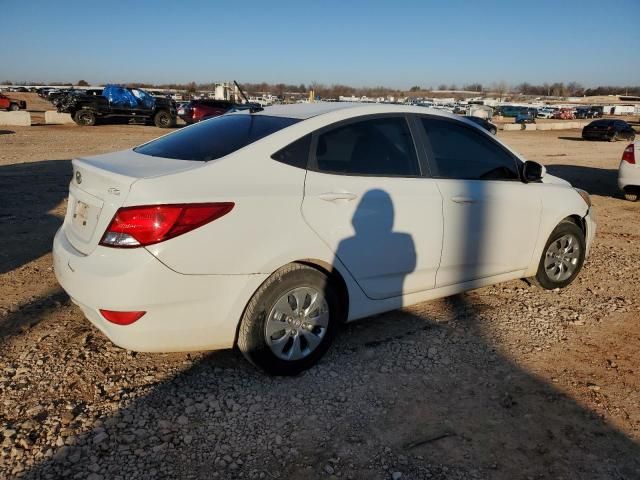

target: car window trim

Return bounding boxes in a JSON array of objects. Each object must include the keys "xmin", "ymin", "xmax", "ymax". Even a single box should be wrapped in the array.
[
  {"xmin": 415, "ymin": 114, "xmax": 523, "ymax": 182},
  {"xmin": 307, "ymin": 113, "xmax": 425, "ymax": 178}
]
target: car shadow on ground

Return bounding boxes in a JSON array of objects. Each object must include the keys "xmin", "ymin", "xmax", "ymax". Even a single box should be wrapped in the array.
[
  {"xmin": 0, "ymin": 130, "xmax": 15, "ymax": 135},
  {"xmin": 545, "ymin": 164, "xmax": 620, "ymax": 198},
  {"xmin": 557, "ymin": 136, "xmax": 587, "ymax": 141},
  {"xmin": 14, "ymin": 297, "xmax": 640, "ymax": 479},
  {"xmin": 0, "ymin": 159, "xmax": 71, "ymax": 274}
]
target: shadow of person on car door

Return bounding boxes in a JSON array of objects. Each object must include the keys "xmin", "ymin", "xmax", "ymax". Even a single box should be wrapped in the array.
[{"xmin": 334, "ymin": 189, "xmax": 416, "ymax": 308}]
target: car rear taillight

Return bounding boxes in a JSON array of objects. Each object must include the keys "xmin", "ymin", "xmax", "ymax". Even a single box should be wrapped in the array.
[
  {"xmin": 100, "ymin": 310, "xmax": 146, "ymax": 325},
  {"xmin": 100, "ymin": 203, "xmax": 234, "ymax": 248},
  {"xmin": 622, "ymin": 144, "xmax": 635, "ymax": 164}
]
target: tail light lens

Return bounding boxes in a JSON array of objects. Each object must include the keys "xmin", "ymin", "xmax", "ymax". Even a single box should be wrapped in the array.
[
  {"xmin": 100, "ymin": 203, "xmax": 234, "ymax": 248},
  {"xmin": 622, "ymin": 144, "xmax": 635, "ymax": 164},
  {"xmin": 100, "ymin": 310, "xmax": 146, "ymax": 325}
]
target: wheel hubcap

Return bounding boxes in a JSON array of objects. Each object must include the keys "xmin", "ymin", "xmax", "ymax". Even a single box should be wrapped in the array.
[
  {"xmin": 544, "ymin": 233, "xmax": 580, "ymax": 282},
  {"xmin": 265, "ymin": 287, "xmax": 329, "ymax": 361}
]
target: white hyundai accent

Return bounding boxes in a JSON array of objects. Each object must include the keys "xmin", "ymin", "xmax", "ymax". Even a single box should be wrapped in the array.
[
  {"xmin": 618, "ymin": 141, "xmax": 640, "ymax": 201},
  {"xmin": 53, "ymin": 103, "xmax": 596, "ymax": 375}
]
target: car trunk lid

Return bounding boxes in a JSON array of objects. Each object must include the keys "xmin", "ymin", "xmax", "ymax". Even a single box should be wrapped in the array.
[{"xmin": 64, "ymin": 149, "xmax": 202, "ymax": 255}]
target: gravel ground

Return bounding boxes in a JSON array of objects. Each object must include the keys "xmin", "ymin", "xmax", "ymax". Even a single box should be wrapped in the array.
[{"xmin": 1, "ymin": 122, "xmax": 639, "ymax": 480}]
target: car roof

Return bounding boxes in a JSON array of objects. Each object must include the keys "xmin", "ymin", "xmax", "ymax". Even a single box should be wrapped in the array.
[{"xmin": 233, "ymin": 101, "xmax": 460, "ymax": 121}]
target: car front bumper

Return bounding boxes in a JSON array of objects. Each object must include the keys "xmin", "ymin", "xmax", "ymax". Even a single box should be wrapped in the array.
[{"xmin": 53, "ymin": 228, "xmax": 268, "ymax": 352}]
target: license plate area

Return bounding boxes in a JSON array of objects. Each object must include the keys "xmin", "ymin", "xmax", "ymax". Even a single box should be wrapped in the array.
[{"xmin": 73, "ymin": 200, "xmax": 90, "ymax": 229}]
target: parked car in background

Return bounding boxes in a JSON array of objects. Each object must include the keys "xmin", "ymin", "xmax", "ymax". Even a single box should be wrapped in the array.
[
  {"xmin": 575, "ymin": 107, "xmax": 602, "ymax": 119},
  {"xmin": 464, "ymin": 115, "xmax": 497, "ymax": 134},
  {"xmin": 552, "ymin": 108, "xmax": 575, "ymax": 120},
  {"xmin": 537, "ymin": 107, "xmax": 556, "ymax": 119},
  {"xmin": 618, "ymin": 142, "xmax": 640, "ymax": 201},
  {"xmin": 515, "ymin": 110, "xmax": 536, "ymax": 124},
  {"xmin": 0, "ymin": 93, "xmax": 26, "ymax": 111},
  {"xmin": 178, "ymin": 99, "xmax": 242, "ymax": 124},
  {"xmin": 582, "ymin": 119, "xmax": 636, "ymax": 142},
  {"xmin": 53, "ymin": 103, "xmax": 595, "ymax": 375}
]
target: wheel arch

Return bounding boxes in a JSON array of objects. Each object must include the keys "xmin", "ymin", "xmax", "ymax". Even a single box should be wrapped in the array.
[
  {"xmin": 232, "ymin": 259, "xmax": 351, "ymax": 348},
  {"xmin": 564, "ymin": 214, "xmax": 586, "ymax": 235}
]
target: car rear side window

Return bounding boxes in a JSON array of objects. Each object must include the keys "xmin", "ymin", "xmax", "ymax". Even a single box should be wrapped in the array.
[
  {"xmin": 271, "ymin": 135, "xmax": 311, "ymax": 169},
  {"xmin": 421, "ymin": 117, "xmax": 519, "ymax": 180},
  {"xmin": 312, "ymin": 117, "xmax": 420, "ymax": 176},
  {"xmin": 134, "ymin": 114, "xmax": 299, "ymax": 161}
]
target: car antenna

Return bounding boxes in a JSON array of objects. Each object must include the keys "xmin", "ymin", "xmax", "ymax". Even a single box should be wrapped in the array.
[{"xmin": 234, "ymin": 80, "xmax": 263, "ymax": 113}]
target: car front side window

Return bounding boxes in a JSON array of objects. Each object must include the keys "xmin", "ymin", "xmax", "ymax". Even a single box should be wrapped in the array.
[{"xmin": 420, "ymin": 117, "xmax": 519, "ymax": 181}]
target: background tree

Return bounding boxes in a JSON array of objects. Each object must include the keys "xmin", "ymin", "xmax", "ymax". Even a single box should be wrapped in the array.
[{"xmin": 77, "ymin": 79, "xmax": 89, "ymax": 86}]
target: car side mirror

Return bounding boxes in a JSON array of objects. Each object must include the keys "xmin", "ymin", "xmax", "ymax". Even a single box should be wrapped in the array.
[{"xmin": 522, "ymin": 160, "xmax": 545, "ymax": 183}]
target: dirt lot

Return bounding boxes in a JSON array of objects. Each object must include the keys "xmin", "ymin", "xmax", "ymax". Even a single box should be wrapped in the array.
[{"xmin": 0, "ymin": 124, "xmax": 639, "ymax": 480}]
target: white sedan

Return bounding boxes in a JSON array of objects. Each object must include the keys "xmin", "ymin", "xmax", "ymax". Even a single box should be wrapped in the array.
[
  {"xmin": 53, "ymin": 103, "xmax": 596, "ymax": 375},
  {"xmin": 618, "ymin": 141, "xmax": 639, "ymax": 201}
]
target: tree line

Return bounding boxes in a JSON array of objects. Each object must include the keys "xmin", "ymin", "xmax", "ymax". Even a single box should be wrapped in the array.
[{"xmin": 3, "ymin": 79, "xmax": 640, "ymax": 98}]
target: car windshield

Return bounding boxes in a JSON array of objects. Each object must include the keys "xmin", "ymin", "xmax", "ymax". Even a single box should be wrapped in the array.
[{"xmin": 134, "ymin": 114, "xmax": 300, "ymax": 161}]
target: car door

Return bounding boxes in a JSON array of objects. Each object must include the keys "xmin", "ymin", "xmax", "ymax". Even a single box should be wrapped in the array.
[
  {"xmin": 417, "ymin": 116, "xmax": 542, "ymax": 287},
  {"xmin": 301, "ymin": 115, "xmax": 444, "ymax": 300}
]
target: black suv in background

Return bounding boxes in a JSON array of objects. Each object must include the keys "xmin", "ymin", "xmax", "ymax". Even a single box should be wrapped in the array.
[{"xmin": 575, "ymin": 107, "xmax": 603, "ymax": 119}]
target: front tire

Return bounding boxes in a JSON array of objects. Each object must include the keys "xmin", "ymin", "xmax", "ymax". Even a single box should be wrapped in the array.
[
  {"xmin": 9, "ymin": 103, "xmax": 19, "ymax": 111},
  {"xmin": 237, "ymin": 264, "xmax": 340, "ymax": 376},
  {"xmin": 531, "ymin": 220, "xmax": 586, "ymax": 290},
  {"xmin": 73, "ymin": 110, "xmax": 96, "ymax": 126}
]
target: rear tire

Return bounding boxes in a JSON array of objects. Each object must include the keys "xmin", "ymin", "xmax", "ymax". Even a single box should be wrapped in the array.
[
  {"xmin": 9, "ymin": 103, "xmax": 19, "ymax": 111},
  {"xmin": 237, "ymin": 264, "xmax": 340, "ymax": 376},
  {"xmin": 624, "ymin": 188, "xmax": 639, "ymax": 202},
  {"xmin": 73, "ymin": 110, "xmax": 96, "ymax": 126},
  {"xmin": 531, "ymin": 220, "xmax": 586, "ymax": 290},
  {"xmin": 153, "ymin": 110, "xmax": 173, "ymax": 128}
]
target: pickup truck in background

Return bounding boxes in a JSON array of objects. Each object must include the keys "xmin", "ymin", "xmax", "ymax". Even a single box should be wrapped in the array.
[
  {"xmin": 0, "ymin": 93, "xmax": 27, "ymax": 111},
  {"xmin": 58, "ymin": 85, "xmax": 177, "ymax": 128}
]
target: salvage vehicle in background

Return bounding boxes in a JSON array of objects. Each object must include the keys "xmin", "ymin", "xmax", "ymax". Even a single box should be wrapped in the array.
[
  {"xmin": 515, "ymin": 110, "xmax": 536, "ymax": 124},
  {"xmin": 537, "ymin": 107, "xmax": 557, "ymax": 119},
  {"xmin": 582, "ymin": 119, "xmax": 636, "ymax": 142},
  {"xmin": 59, "ymin": 85, "xmax": 177, "ymax": 128},
  {"xmin": 178, "ymin": 99, "xmax": 242, "ymax": 124},
  {"xmin": 552, "ymin": 108, "xmax": 575, "ymax": 120},
  {"xmin": 575, "ymin": 107, "xmax": 602, "ymax": 119},
  {"xmin": 0, "ymin": 93, "xmax": 26, "ymax": 111},
  {"xmin": 53, "ymin": 103, "xmax": 595, "ymax": 375},
  {"xmin": 618, "ymin": 142, "xmax": 640, "ymax": 201}
]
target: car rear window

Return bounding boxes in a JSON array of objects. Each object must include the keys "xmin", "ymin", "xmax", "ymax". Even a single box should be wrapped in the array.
[{"xmin": 134, "ymin": 114, "xmax": 300, "ymax": 161}]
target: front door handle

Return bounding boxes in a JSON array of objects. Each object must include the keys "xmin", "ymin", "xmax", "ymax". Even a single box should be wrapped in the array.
[
  {"xmin": 318, "ymin": 192, "xmax": 358, "ymax": 202},
  {"xmin": 451, "ymin": 196, "xmax": 477, "ymax": 204}
]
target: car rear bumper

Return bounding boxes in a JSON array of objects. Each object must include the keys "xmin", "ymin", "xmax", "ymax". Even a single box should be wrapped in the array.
[
  {"xmin": 618, "ymin": 160, "xmax": 639, "ymax": 190},
  {"xmin": 53, "ymin": 228, "xmax": 268, "ymax": 352}
]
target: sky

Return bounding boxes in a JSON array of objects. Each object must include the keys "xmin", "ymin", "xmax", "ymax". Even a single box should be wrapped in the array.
[{"xmin": 1, "ymin": 0, "xmax": 639, "ymax": 88}]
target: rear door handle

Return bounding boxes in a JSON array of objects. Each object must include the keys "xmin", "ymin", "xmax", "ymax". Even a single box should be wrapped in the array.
[
  {"xmin": 451, "ymin": 196, "xmax": 477, "ymax": 204},
  {"xmin": 318, "ymin": 192, "xmax": 358, "ymax": 202}
]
